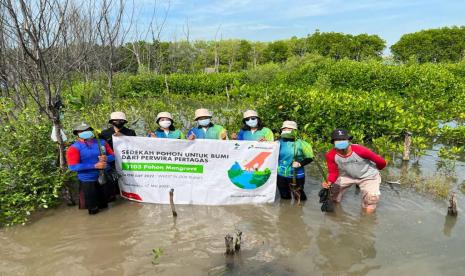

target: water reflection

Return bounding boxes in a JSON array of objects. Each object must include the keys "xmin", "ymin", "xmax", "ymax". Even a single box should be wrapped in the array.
[
  {"xmin": 316, "ymin": 205, "xmax": 380, "ymax": 275},
  {"xmin": 443, "ymin": 215, "xmax": 457, "ymax": 237},
  {"xmin": 276, "ymin": 201, "xmax": 312, "ymax": 253}
]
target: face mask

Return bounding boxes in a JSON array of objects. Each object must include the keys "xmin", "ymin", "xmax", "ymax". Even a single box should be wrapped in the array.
[
  {"xmin": 245, "ymin": 118, "xmax": 258, "ymax": 128},
  {"xmin": 112, "ymin": 121, "xmax": 126, "ymax": 129},
  {"xmin": 159, "ymin": 120, "xmax": 172, "ymax": 129},
  {"xmin": 78, "ymin": 130, "xmax": 94, "ymax": 140},
  {"xmin": 334, "ymin": 140, "xmax": 349, "ymax": 150},
  {"xmin": 198, "ymin": 118, "xmax": 211, "ymax": 127}
]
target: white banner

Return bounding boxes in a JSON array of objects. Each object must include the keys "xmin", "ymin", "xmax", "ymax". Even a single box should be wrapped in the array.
[{"xmin": 113, "ymin": 136, "xmax": 279, "ymax": 205}]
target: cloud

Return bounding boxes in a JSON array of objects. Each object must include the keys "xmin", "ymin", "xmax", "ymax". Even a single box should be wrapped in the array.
[{"xmin": 127, "ymin": 0, "xmax": 465, "ymax": 43}]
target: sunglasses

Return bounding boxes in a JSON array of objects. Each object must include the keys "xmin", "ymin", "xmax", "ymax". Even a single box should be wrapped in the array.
[{"xmin": 245, "ymin": 117, "xmax": 258, "ymax": 122}]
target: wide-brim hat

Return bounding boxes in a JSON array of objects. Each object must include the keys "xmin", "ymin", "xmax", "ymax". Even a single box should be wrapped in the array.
[
  {"xmin": 281, "ymin": 120, "xmax": 298, "ymax": 130},
  {"xmin": 72, "ymin": 122, "xmax": 92, "ymax": 135},
  {"xmin": 194, "ymin": 108, "xmax": 212, "ymax": 120},
  {"xmin": 156, "ymin": 112, "xmax": 173, "ymax": 122},
  {"xmin": 243, "ymin": 110, "xmax": 259, "ymax": 119},
  {"xmin": 331, "ymin": 128, "xmax": 353, "ymax": 142},
  {"xmin": 108, "ymin": 111, "xmax": 127, "ymax": 123}
]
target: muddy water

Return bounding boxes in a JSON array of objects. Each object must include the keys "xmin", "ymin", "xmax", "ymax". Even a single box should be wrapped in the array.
[{"xmin": 2, "ymin": 158, "xmax": 465, "ymax": 275}]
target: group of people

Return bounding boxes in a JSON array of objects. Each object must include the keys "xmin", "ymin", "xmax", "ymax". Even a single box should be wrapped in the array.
[{"xmin": 66, "ymin": 108, "xmax": 386, "ymax": 215}]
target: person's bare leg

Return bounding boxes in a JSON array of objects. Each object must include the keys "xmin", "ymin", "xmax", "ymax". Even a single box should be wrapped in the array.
[{"xmin": 359, "ymin": 174, "xmax": 381, "ymax": 214}]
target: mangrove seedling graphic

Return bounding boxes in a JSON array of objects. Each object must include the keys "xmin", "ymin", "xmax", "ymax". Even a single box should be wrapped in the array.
[{"xmin": 228, "ymin": 152, "xmax": 272, "ymax": 189}]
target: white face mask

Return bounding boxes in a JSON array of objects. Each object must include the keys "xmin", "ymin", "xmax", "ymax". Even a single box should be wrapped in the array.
[
  {"xmin": 198, "ymin": 118, "xmax": 211, "ymax": 127},
  {"xmin": 159, "ymin": 120, "xmax": 172, "ymax": 129},
  {"xmin": 281, "ymin": 130, "xmax": 292, "ymax": 135},
  {"xmin": 245, "ymin": 118, "xmax": 258, "ymax": 128}
]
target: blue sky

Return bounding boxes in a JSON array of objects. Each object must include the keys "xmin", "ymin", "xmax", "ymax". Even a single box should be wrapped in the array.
[{"xmin": 129, "ymin": 0, "xmax": 465, "ymax": 46}]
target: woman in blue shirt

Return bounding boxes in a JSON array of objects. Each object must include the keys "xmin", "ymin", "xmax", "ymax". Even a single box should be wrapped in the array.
[
  {"xmin": 234, "ymin": 110, "xmax": 274, "ymax": 141},
  {"xmin": 66, "ymin": 123, "xmax": 115, "ymax": 215}
]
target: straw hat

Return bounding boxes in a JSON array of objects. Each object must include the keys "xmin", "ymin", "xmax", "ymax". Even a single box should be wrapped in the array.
[
  {"xmin": 109, "ymin": 111, "xmax": 127, "ymax": 123},
  {"xmin": 281, "ymin": 120, "xmax": 298, "ymax": 130},
  {"xmin": 243, "ymin": 110, "xmax": 258, "ymax": 119},
  {"xmin": 156, "ymin": 112, "xmax": 173, "ymax": 122},
  {"xmin": 194, "ymin": 108, "xmax": 212, "ymax": 120}
]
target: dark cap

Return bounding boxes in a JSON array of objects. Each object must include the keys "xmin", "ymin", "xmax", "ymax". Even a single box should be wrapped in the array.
[{"xmin": 331, "ymin": 128, "xmax": 353, "ymax": 143}]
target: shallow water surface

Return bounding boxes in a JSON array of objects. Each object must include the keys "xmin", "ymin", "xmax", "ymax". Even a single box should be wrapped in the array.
[
  {"xmin": 1, "ymin": 175, "xmax": 464, "ymax": 276},
  {"xmin": 2, "ymin": 144, "xmax": 465, "ymax": 276}
]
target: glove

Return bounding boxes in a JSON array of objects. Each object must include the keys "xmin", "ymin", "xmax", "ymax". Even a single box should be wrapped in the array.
[
  {"xmin": 318, "ymin": 188, "xmax": 329, "ymax": 203},
  {"xmin": 319, "ymin": 188, "xmax": 335, "ymax": 212},
  {"xmin": 321, "ymin": 200, "xmax": 334, "ymax": 212}
]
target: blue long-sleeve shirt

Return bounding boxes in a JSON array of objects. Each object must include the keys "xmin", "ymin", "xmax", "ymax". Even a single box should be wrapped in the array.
[{"xmin": 66, "ymin": 139, "xmax": 115, "ymax": 182}]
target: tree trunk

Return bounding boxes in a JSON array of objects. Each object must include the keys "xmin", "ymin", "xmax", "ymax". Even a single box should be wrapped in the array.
[{"xmin": 402, "ymin": 131, "xmax": 412, "ymax": 161}]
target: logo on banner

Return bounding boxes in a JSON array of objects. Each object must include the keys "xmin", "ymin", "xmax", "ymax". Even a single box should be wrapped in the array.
[{"xmin": 227, "ymin": 152, "xmax": 272, "ymax": 189}]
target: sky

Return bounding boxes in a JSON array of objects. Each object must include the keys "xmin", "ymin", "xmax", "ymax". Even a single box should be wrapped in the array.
[{"xmin": 128, "ymin": 0, "xmax": 465, "ymax": 47}]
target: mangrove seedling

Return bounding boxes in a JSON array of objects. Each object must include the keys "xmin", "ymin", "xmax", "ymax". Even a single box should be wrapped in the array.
[{"xmin": 152, "ymin": 248, "xmax": 163, "ymax": 265}]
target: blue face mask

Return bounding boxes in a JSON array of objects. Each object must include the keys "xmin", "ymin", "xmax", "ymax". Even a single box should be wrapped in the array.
[
  {"xmin": 334, "ymin": 140, "xmax": 349, "ymax": 150},
  {"xmin": 198, "ymin": 118, "xmax": 211, "ymax": 127},
  {"xmin": 245, "ymin": 118, "xmax": 258, "ymax": 128},
  {"xmin": 78, "ymin": 130, "xmax": 94, "ymax": 140}
]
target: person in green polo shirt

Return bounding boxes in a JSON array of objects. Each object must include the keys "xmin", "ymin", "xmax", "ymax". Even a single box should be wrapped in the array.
[
  {"xmin": 148, "ymin": 112, "xmax": 184, "ymax": 139},
  {"xmin": 187, "ymin": 108, "xmax": 228, "ymax": 140},
  {"xmin": 233, "ymin": 110, "xmax": 274, "ymax": 141},
  {"xmin": 277, "ymin": 120, "xmax": 314, "ymax": 200}
]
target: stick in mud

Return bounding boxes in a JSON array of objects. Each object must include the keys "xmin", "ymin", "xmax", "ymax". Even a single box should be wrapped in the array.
[
  {"xmin": 234, "ymin": 230, "xmax": 242, "ymax": 252},
  {"xmin": 169, "ymin": 189, "xmax": 177, "ymax": 217},
  {"xmin": 448, "ymin": 192, "xmax": 458, "ymax": 216},
  {"xmin": 225, "ymin": 234, "xmax": 235, "ymax": 255}
]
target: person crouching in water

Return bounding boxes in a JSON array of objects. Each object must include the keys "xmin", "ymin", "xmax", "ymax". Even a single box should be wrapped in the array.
[
  {"xmin": 321, "ymin": 129, "xmax": 387, "ymax": 214},
  {"xmin": 149, "ymin": 112, "xmax": 184, "ymax": 139},
  {"xmin": 277, "ymin": 121, "xmax": 314, "ymax": 201},
  {"xmin": 66, "ymin": 123, "xmax": 115, "ymax": 215}
]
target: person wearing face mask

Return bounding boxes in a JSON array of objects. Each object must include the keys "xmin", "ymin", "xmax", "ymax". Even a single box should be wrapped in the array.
[
  {"xmin": 233, "ymin": 110, "xmax": 274, "ymax": 141},
  {"xmin": 66, "ymin": 123, "xmax": 115, "ymax": 215},
  {"xmin": 321, "ymin": 129, "xmax": 387, "ymax": 214},
  {"xmin": 277, "ymin": 121, "xmax": 314, "ymax": 200},
  {"xmin": 187, "ymin": 108, "xmax": 228, "ymax": 140},
  {"xmin": 100, "ymin": 111, "xmax": 136, "ymax": 149},
  {"xmin": 100, "ymin": 111, "xmax": 136, "ymax": 199},
  {"xmin": 148, "ymin": 112, "xmax": 184, "ymax": 139}
]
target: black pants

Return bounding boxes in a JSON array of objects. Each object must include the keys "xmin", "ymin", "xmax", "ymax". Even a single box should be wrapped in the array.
[
  {"xmin": 79, "ymin": 181, "xmax": 109, "ymax": 212},
  {"xmin": 277, "ymin": 175, "xmax": 307, "ymax": 200}
]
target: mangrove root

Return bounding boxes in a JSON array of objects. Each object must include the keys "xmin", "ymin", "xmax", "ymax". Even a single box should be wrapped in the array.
[
  {"xmin": 169, "ymin": 189, "xmax": 178, "ymax": 217},
  {"xmin": 448, "ymin": 192, "xmax": 458, "ymax": 216}
]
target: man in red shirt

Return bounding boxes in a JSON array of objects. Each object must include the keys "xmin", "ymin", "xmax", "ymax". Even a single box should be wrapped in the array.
[{"xmin": 321, "ymin": 129, "xmax": 387, "ymax": 213}]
